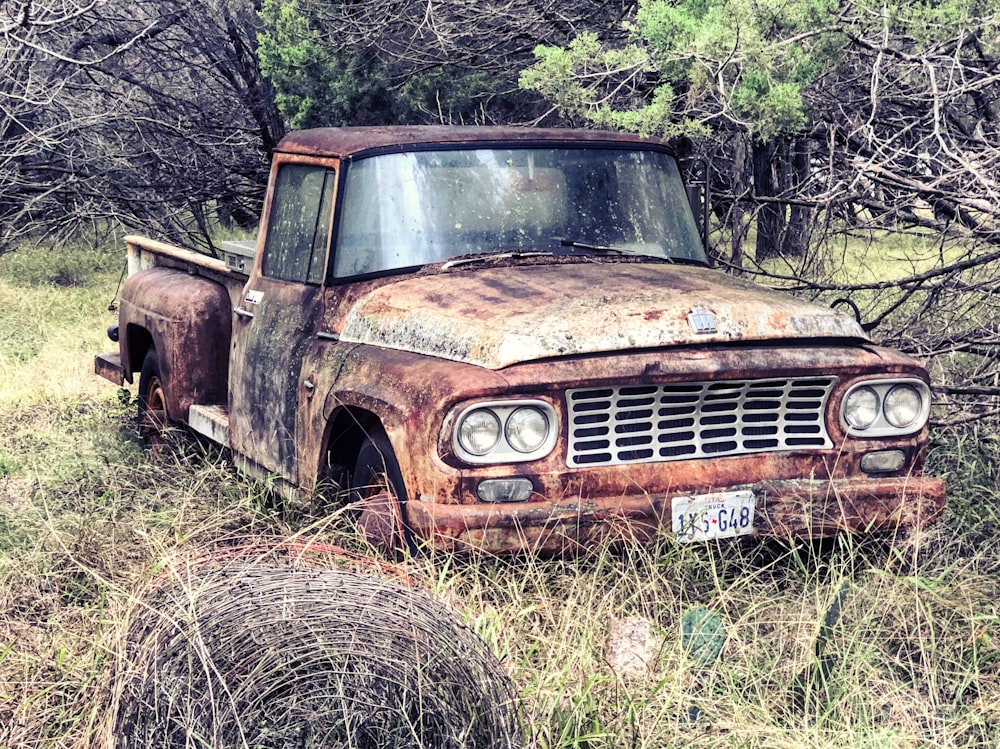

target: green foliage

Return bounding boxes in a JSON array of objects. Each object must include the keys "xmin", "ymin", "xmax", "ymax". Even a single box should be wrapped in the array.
[
  {"xmin": 885, "ymin": 0, "xmax": 994, "ymax": 42},
  {"xmin": 519, "ymin": 35, "xmax": 603, "ymax": 120},
  {"xmin": 634, "ymin": 0, "xmax": 702, "ymax": 52},
  {"xmin": 398, "ymin": 68, "xmax": 494, "ymax": 123},
  {"xmin": 680, "ymin": 605, "xmax": 726, "ymax": 665},
  {"xmin": 731, "ymin": 75, "xmax": 807, "ymax": 137},
  {"xmin": 257, "ymin": 0, "xmax": 507, "ymax": 126},
  {"xmin": 522, "ymin": 0, "xmax": 847, "ymax": 139},
  {"xmin": 257, "ymin": 0, "xmax": 389, "ymax": 128},
  {"xmin": 256, "ymin": 0, "xmax": 320, "ymax": 128},
  {"xmin": 522, "ymin": 0, "xmax": 997, "ymax": 144},
  {"xmin": 520, "ymin": 34, "xmax": 690, "ymax": 139}
]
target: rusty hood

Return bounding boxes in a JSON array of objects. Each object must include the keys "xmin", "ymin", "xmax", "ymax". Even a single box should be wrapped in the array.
[{"xmin": 337, "ymin": 262, "xmax": 868, "ymax": 370}]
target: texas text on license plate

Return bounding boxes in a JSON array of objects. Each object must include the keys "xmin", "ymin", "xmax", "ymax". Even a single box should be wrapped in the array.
[{"xmin": 671, "ymin": 490, "xmax": 756, "ymax": 543}]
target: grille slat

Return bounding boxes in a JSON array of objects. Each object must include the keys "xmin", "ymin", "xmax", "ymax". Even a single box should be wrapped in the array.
[{"xmin": 567, "ymin": 377, "xmax": 835, "ymax": 467}]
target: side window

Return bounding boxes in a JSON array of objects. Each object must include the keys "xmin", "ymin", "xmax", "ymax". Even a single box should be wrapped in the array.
[{"xmin": 262, "ymin": 164, "xmax": 336, "ymax": 284}]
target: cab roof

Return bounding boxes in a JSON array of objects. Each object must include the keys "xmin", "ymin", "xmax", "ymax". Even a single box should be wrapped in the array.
[{"xmin": 275, "ymin": 126, "xmax": 668, "ymax": 159}]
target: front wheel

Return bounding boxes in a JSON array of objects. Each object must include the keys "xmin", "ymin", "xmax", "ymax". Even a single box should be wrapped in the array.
[
  {"xmin": 349, "ymin": 433, "xmax": 414, "ymax": 556},
  {"xmin": 137, "ymin": 350, "xmax": 169, "ymax": 451}
]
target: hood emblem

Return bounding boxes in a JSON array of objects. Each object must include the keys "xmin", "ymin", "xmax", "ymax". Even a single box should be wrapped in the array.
[{"xmin": 687, "ymin": 306, "xmax": 718, "ymax": 334}]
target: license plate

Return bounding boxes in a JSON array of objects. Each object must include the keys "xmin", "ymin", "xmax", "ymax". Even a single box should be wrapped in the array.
[{"xmin": 671, "ymin": 490, "xmax": 756, "ymax": 543}]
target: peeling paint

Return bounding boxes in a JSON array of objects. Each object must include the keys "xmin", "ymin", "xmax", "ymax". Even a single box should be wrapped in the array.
[
  {"xmin": 96, "ymin": 127, "xmax": 944, "ymax": 556},
  {"xmin": 339, "ymin": 263, "xmax": 867, "ymax": 369}
]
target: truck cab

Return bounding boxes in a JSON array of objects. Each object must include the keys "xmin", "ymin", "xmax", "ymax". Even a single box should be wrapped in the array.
[{"xmin": 96, "ymin": 126, "xmax": 946, "ymax": 553}]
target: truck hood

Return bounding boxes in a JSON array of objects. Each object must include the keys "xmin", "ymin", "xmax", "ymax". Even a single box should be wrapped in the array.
[{"xmin": 338, "ymin": 262, "xmax": 868, "ymax": 370}]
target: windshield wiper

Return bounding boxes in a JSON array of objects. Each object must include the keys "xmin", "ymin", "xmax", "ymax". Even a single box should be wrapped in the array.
[
  {"xmin": 559, "ymin": 238, "xmax": 711, "ymax": 267},
  {"xmin": 558, "ymin": 238, "xmax": 631, "ymax": 255},
  {"xmin": 667, "ymin": 256, "xmax": 711, "ymax": 267},
  {"xmin": 442, "ymin": 251, "xmax": 552, "ymax": 270}
]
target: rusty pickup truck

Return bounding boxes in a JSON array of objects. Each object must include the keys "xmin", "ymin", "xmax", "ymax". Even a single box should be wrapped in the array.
[{"xmin": 95, "ymin": 126, "xmax": 946, "ymax": 553}]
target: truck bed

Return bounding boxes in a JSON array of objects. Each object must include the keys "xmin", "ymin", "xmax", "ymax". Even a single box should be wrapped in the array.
[{"xmin": 123, "ymin": 235, "xmax": 252, "ymax": 306}]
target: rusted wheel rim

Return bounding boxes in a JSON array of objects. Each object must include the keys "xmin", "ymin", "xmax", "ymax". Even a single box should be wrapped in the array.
[
  {"xmin": 350, "ymin": 436, "xmax": 411, "ymax": 556},
  {"xmin": 354, "ymin": 478, "xmax": 407, "ymax": 554},
  {"xmin": 140, "ymin": 374, "xmax": 168, "ymax": 447}
]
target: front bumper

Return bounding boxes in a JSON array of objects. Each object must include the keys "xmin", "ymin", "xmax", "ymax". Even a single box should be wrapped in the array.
[{"xmin": 407, "ymin": 475, "xmax": 947, "ymax": 553}]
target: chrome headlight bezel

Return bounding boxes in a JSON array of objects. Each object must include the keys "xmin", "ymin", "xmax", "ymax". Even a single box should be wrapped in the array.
[
  {"xmin": 456, "ymin": 408, "xmax": 502, "ymax": 456},
  {"xmin": 843, "ymin": 385, "xmax": 880, "ymax": 431},
  {"xmin": 883, "ymin": 384, "xmax": 924, "ymax": 429},
  {"xmin": 452, "ymin": 400, "xmax": 558, "ymax": 464},
  {"xmin": 840, "ymin": 378, "xmax": 931, "ymax": 437}
]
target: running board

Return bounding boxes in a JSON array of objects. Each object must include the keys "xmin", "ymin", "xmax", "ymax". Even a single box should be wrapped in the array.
[{"xmin": 188, "ymin": 404, "xmax": 230, "ymax": 448}]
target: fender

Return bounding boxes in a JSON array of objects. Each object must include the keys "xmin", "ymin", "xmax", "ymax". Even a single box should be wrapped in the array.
[
  {"xmin": 323, "ymin": 344, "xmax": 510, "ymax": 493},
  {"xmin": 119, "ymin": 267, "xmax": 232, "ymax": 421},
  {"xmin": 294, "ymin": 338, "xmax": 512, "ymax": 494}
]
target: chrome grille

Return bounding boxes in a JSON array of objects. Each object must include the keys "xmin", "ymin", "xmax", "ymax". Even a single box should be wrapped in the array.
[{"xmin": 567, "ymin": 377, "xmax": 835, "ymax": 467}]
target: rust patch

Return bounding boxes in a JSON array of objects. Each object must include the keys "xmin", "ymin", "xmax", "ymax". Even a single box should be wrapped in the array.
[
  {"xmin": 337, "ymin": 263, "xmax": 868, "ymax": 369},
  {"xmin": 277, "ymin": 125, "xmax": 671, "ymax": 159},
  {"xmin": 100, "ymin": 128, "xmax": 942, "ymax": 559},
  {"xmin": 406, "ymin": 475, "xmax": 946, "ymax": 554},
  {"xmin": 118, "ymin": 268, "xmax": 232, "ymax": 420}
]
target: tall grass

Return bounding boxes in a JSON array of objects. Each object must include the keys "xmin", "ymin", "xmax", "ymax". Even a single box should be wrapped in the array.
[
  {"xmin": 0, "ymin": 246, "xmax": 121, "ymax": 405},
  {"xmin": 1, "ymin": 243, "xmax": 999, "ymax": 748}
]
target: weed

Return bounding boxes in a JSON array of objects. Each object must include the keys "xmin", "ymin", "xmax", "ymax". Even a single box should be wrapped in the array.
[
  {"xmin": 0, "ymin": 243, "xmax": 120, "ymax": 288},
  {"xmin": 3, "ymin": 242, "xmax": 1000, "ymax": 748}
]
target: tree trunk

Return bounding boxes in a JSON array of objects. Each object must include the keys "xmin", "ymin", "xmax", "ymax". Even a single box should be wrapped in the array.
[
  {"xmin": 780, "ymin": 139, "xmax": 812, "ymax": 257},
  {"xmin": 730, "ymin": 134, "xmax": 751, "ymax": 268},
  {"xmin": 753, "ymin": 140, "xmax": 783, "ymax": 262}
]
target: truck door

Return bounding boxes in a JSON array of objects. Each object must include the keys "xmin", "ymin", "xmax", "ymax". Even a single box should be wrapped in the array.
[{"xmin": 229, "ymin": 161, "xmax": 336, "ymax": 484}]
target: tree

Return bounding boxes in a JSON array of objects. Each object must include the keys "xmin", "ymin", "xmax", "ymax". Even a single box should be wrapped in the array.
[
  {"xmin": 521, "ymin": 0, "xmax": 1000, "ymax": 421},
  {"xmin": 520, "ymin": 0, "xmax": 843, "ymax": 262},
  {"xmin": 256, "ymin": 0, "xmax": 639, "ymax": 127},
  {"xmin": 0, "ymin": 0, "xmax": 283, "ymax": 255}
]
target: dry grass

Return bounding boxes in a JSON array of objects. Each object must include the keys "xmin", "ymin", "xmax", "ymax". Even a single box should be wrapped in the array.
[{"xmin": 2, "ymin": 243, "xmax": 999, "ymax": 748}]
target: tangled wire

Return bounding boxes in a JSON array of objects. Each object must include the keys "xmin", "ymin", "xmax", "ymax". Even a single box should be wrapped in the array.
[{"xmin": 109, "ymin": 560, "xmax": 522, "ymax": 749}]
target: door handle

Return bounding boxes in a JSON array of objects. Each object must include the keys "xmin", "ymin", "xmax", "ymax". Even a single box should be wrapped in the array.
[{"xmin": 234, "ymin": 306, "xmax": 255, "ymax": 319}]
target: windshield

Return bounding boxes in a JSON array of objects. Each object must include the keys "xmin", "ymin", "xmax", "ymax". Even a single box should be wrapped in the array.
[{"xmin": 332, "ymin": 146, "xmax": 707, "ymax": 278}]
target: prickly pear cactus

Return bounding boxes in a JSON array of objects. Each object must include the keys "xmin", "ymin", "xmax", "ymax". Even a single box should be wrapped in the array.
[{"xmin": 680, "ymin": 606, "xmax": 726, "ymax": 666}]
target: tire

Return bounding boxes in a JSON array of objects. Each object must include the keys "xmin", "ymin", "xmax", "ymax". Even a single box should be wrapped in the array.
[
  {"xmin": 137, "ymin": 350, "xmax": 169, "ymax": 451},
  {"xmin": 349, "ymin": 432, "xmax": 415, "ymax": 556}
]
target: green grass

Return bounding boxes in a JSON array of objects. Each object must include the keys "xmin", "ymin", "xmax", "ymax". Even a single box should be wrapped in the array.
[{"xmin": 2, "ymin": 242, "xmax": 1000, "ymax": 748}]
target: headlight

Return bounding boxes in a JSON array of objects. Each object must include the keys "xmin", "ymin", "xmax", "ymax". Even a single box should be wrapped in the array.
[
  {"xmin": 840, "ymin": 379, "xmax": 930, "ymax": 437},
  {"xmin": 457, "ymin": 409, "xmax": 501, "ymax": 456},
  {"xmin": 884, "ymin": 385, "xmax": 922, "ymax": 429},
  {"xmin": 843, "ymin": 386, "xmax": 880, "ymax": 430},
  {"xmin": 452, "ymin": 400, "xmax": 558, "ymax": 463},
  {"xmin": 506, "ymin": 407, "xmax": 550, "ymax": 453}
]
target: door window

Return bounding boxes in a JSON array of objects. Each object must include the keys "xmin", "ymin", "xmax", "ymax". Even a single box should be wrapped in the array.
[{"xmin": 262, "ymin": 164, "xmax": 336, "ymax": 284}]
